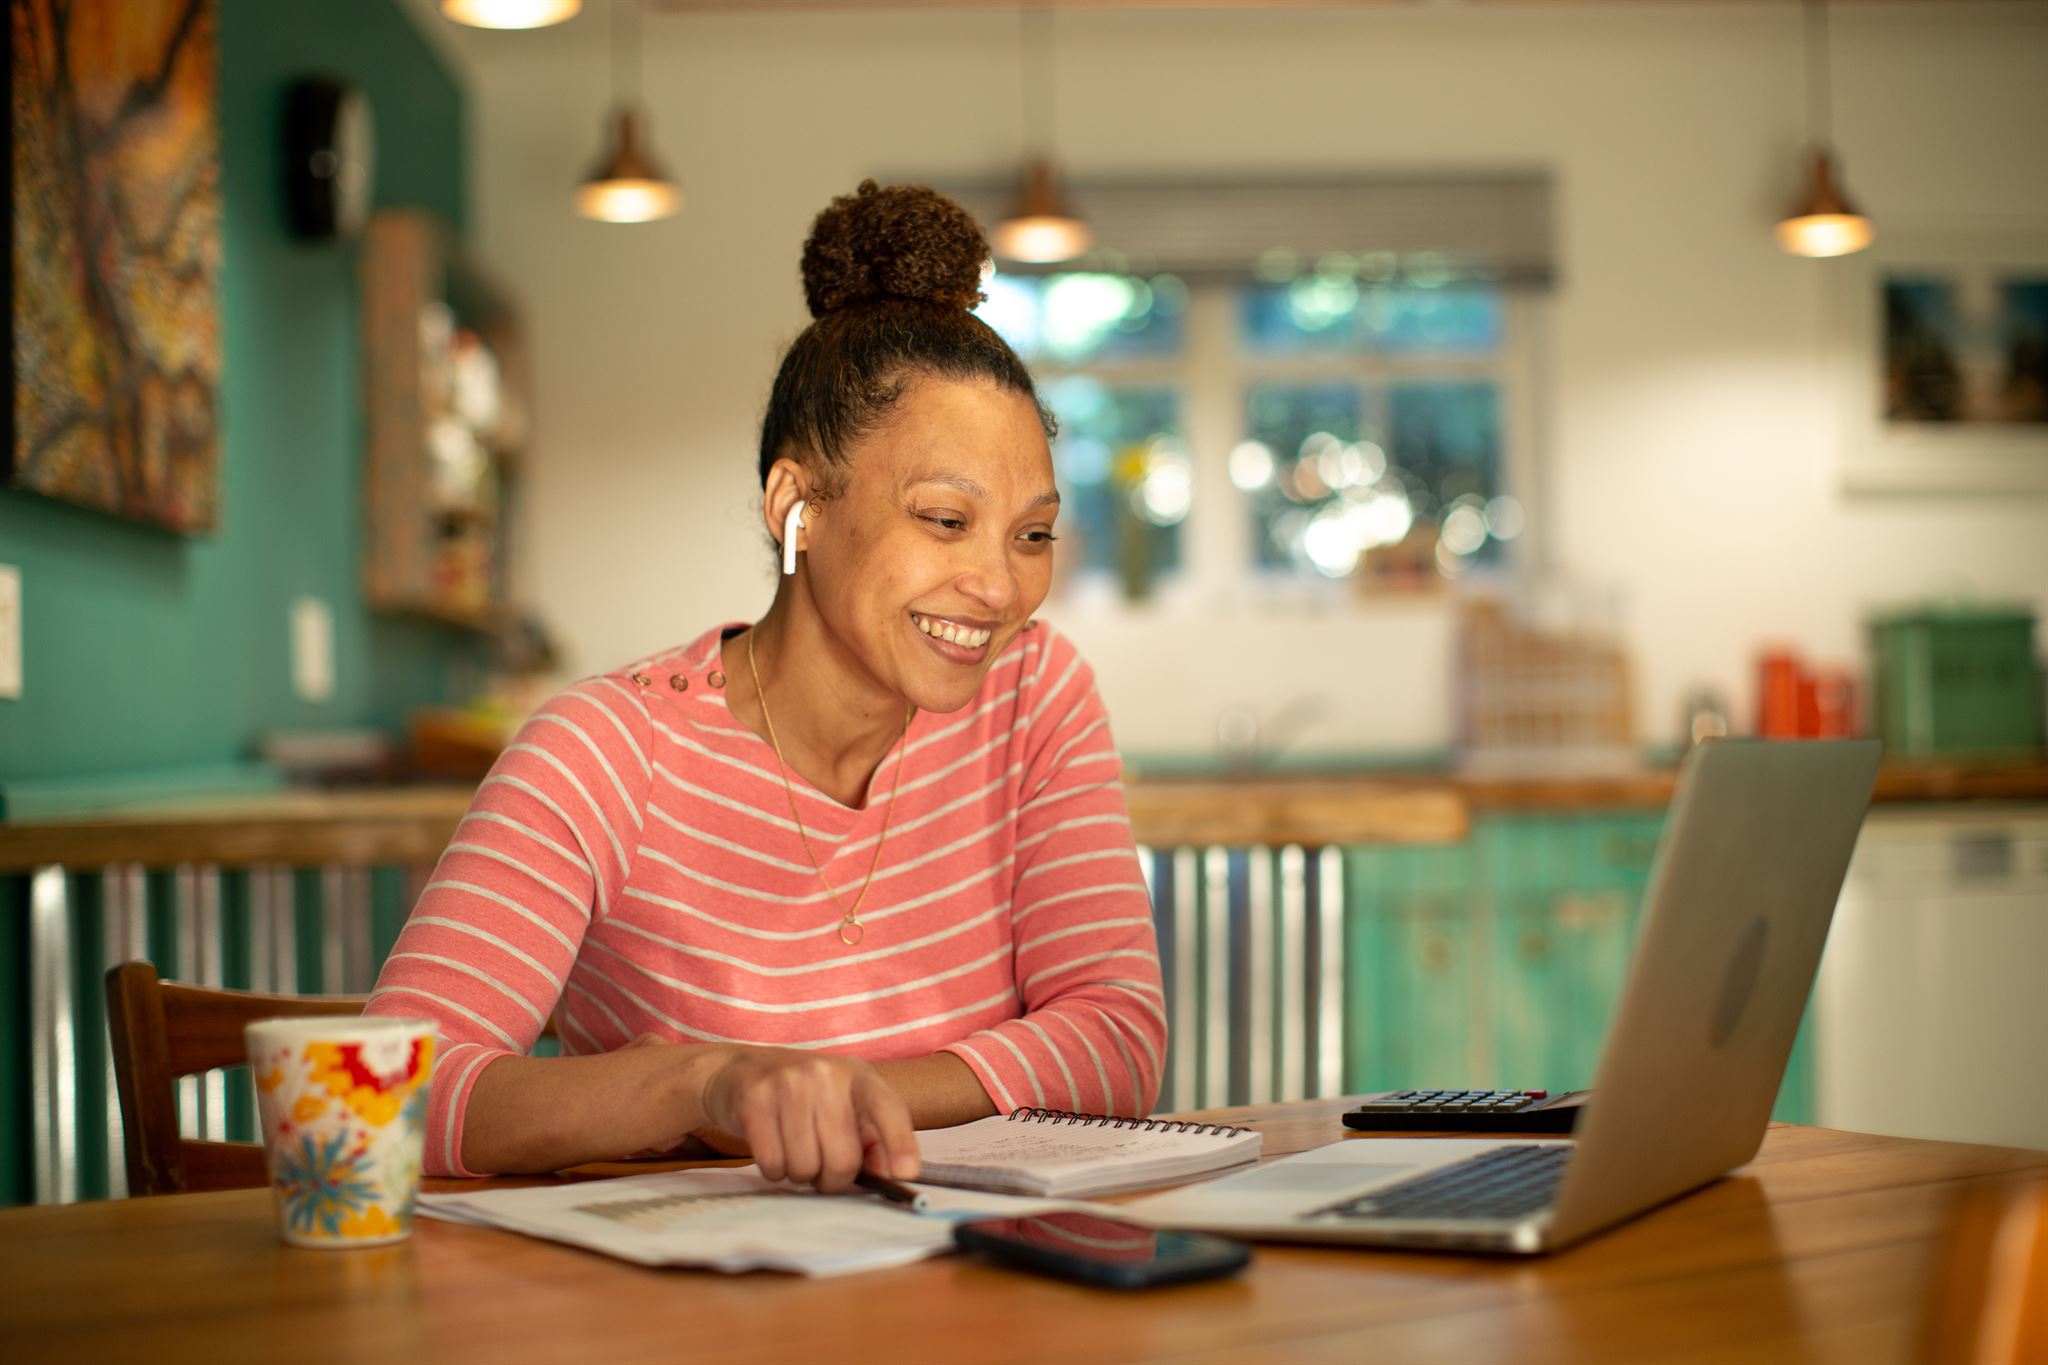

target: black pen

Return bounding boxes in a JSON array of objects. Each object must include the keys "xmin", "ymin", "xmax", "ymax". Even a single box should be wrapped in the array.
[{"xmin": 855, "ymin": 1170, "xmax": 930, "ymax": 1212}]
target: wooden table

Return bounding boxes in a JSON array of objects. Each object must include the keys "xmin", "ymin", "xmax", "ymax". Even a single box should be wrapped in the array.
[{"xmin": 3, "ymin": 1098, "xmax": 2043, "ymax": 1364}]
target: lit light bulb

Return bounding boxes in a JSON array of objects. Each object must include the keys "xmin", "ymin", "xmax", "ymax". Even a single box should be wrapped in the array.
[
  {"xmin": 441, "ymin": 0, "xmax": 580, "ymax": 30},
  {"xmin": 991, "ymin": 216, "xmax": 1091, "ymax": 265},
  {"xmin": 1774, "ymin": 213, "xmax": 1874, "ymax": 259},
  {"xmin": 575, "ymin": 179, "xmax": 680, "ymax": 224}
]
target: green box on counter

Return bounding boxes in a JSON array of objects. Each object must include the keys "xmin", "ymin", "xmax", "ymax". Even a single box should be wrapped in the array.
[{"xmin": 1869, "ymin": 606, "xmax": 2042, "ymax": 755}]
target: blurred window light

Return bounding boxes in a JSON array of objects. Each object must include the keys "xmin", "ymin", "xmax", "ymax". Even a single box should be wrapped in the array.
[
  {"xmin": 1302, "ymin": 505, "xmax": 1365, "ymax": 579},
  {"xmin": 1228, "ymin": 440, "xmax": 1276, "ymax": 492},
  {"xmin": 1131, "ymin": 441, "xmax": 1193, "ymax": 527},
  {"xmin": 979, "ymin": 273, "xmax": 1041, "ymax": 358},
  {"xmin": 1041, "ymin": 382, "xmax": 1185, "ymax": 585},
  {"xmin": 1057, "ymin": 436, "xmax": 1113, "ymax": 488},
  {"xmin": 977, "ymin": 270, "xmax": 1185, "ymax": 366},
  {"xmin": 1484, "ymin": 494, "xmax": 1525, "ymax": 541},
  {"xmin": 1434, "ymin": 537, "xmax": 1469, "ymax": 579},
  {"xmin": 1241, "ymin": 280, "xmax": 1503, "ymax": 356},
  {"xmin": 1440, "ymin": 501, "xmax": 1489, "ymax": 556},
  {"xmin": 1043, "ymin": 274, "xmax": 1139, "ymax": 357},
  {"xmin": 1245, "ymin": 385, "xmax": 1350, "ymax": 567},
  {"xmin": 1243, "ymin": 377, "xmax": 1508, "ymax": 584},
  {"xmin": 1359, "ymin": 490, "xmax": 1415, "ymax": 548},
  {"xmin": 1286, "ymin": 274, "xmax": 1360, "ymax": 333}
]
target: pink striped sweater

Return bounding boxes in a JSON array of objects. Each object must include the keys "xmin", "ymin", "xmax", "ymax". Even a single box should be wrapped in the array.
[{"xmin": 366, "ymin": 621, "xmax": 1166, "ymax": 1176}]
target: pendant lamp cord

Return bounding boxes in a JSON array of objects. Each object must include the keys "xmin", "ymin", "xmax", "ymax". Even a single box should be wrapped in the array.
[
  {"xmin": 1021, "ymin": 3, "xmax": 1053, "ymax": 158},
  {"xmin": 613, "ymin": 0, "xmax": 640, "ymax": 107},
  {"xmin": 1804, "ymin": 0, "xmax": 1831, "ymax": 151}
]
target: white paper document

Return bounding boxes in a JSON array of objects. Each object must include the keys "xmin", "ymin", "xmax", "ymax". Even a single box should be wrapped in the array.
[
  {"xmin": 416, "ymin": 1166, "xmax": 1095, "ymax": 1276},
  {"xmin": 419, "ymin": 1167, "xmax": 949, "ymax": 1275}
]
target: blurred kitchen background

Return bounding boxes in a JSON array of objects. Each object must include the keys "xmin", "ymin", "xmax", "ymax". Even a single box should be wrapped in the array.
[{"xmin": 2, "ymin": 0, "xmax": 2045, "ymax": 1206}]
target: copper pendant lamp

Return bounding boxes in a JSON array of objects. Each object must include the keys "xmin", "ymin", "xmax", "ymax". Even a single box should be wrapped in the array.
[
  {"xmin": 991, "ymin": 6, "xmax": 1090, "ymax": 265},
  {"xmin": 575, "ymin": 0, "xmax": 680, "ymax": 224},
  {"xmin": 1777, "ymin": 0, "xmax": 1872, "ymax": 258},
  {"xmin": 992, "ymin": 157, "xmax": 1091, "ymax": 265}
]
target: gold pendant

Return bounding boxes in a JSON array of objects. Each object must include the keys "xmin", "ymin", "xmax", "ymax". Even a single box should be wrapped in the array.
[{"xmin": 839, "ymin": 917, "xmax": 865, "ymax": 947}]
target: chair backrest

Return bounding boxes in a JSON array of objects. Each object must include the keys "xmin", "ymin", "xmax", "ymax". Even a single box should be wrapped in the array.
[
  {"xmin": 105, "ymin": 960, "xmax": 370, "ymax": 1196},
  {"xmin": 105, "ymin": 959, "xmax": 554, "ymax": 1197}
]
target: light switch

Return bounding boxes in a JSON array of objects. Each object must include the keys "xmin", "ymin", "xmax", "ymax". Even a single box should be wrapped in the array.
[
  {"xmin": 0, "ymin": 564, "xmax": 20, "ymax": 700},
  {"xmin": 291, "ymin": 595, "xmax": 335, "ymax": 703}
]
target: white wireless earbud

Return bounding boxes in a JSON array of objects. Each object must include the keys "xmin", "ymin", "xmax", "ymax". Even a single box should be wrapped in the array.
[{"xmin": 781, "ymin": 499, "xmax": 807, "ymax": 577}]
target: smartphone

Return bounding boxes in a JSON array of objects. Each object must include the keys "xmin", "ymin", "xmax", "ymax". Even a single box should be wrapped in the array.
[{"xmin": 953, "ymin": 1213, "xmax": 1250, "ymax": 1290}]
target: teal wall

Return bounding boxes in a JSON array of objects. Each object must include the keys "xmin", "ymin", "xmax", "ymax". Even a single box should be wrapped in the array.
[{"xmin": 0, "ymin": 0, "xmax": 485, "ymax": 794}]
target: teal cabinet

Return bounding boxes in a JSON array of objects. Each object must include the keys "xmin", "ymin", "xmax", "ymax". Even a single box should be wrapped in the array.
[
  {"xmin": 1342, "ymin": 845, "xmax": 1479, "ymax": 1093},
  {"xmin": 1482, "ymin": 813, "xmax": 1660, "ymax": 1094},
  {"xmin": 1339, "ymin": 811, "xmax": 1817, "ymax": 1125}
]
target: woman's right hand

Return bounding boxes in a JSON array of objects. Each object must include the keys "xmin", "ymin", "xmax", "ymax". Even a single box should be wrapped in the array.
[{"xmin": 695, "ymin": 1045, "xmax": 921, "ymax": 1194}]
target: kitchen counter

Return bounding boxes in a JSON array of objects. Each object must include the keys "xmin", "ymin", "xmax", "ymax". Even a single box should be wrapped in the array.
[{"xmin": 5, "ymin": 757, "xmax": 2046, "ymax": 870}]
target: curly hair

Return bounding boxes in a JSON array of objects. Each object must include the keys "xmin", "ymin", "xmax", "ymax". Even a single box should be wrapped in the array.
[{"xmin": 757, "ymin": 180, "xmax": 1053, "ymax": 496}]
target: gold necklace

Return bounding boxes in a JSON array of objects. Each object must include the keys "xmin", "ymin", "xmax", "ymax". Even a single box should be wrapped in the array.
[{"xmin": 745, "ymin": 630, "xmax": 914, "ymax": 947}]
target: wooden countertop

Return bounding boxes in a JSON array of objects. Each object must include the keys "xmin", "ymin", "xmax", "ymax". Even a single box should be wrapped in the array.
[
  {"xmin": 3, "ymin": 757, "xmax": 2045, "ymax": 872},
  {"xmin": 1355, "ymin": 754, "xmax": 2048, "ymax": 811},
  {"xmin": 2, "ymin": 1099, "xmax": 2044, "ymax": 1364}
]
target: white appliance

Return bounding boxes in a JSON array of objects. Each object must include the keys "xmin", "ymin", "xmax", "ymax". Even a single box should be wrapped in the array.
[{"xmin": 1815, "ymin": 807, "xmax": 2048, "ymax": 1151}]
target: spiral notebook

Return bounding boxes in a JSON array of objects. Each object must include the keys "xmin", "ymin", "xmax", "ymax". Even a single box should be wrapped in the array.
[{"xmin": 913, "ymin": 1108, "xmax": 1263, "ymax": 1199}]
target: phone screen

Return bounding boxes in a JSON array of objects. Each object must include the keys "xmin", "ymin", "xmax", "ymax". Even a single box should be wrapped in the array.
[{"xmin": 955, "ymin": 1213, "xmax": 1250, "ymax": 1289}]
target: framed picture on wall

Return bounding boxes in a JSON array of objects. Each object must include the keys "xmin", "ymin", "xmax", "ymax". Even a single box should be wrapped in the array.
[
  {"xmin": 1831, "ymin": 221, "xmax": 2048, "ymax": 496},
  {"xmin": 6, "ymin": 0, "xmax": 224, "ymax": 532}
]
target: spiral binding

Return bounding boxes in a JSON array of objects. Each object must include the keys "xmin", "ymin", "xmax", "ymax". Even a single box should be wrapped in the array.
[{"xmin": 1007, "ymin": 1106, "xmax": 1252, "ymax": 1138}]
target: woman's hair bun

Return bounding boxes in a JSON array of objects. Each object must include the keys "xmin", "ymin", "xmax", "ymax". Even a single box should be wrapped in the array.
[{"xmin": 801, "ymin": 180, "xmax": 989, "ymax": 319}]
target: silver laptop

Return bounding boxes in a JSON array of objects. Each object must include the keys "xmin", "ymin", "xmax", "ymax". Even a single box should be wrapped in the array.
[{"xmin": 1127, "ymin": 739, "xmax": 1883, "ymax": 1255}]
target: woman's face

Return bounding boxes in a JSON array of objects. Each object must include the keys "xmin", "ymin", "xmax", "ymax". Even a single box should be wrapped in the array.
[{"xmin": 795, "ymin": 375, "xmax": 1059, "ymax": 716}]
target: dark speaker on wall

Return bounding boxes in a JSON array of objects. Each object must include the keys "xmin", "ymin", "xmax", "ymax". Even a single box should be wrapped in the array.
[{"xmin": 282, "ymin": 77, "xmax": 375, "ymax": 242}]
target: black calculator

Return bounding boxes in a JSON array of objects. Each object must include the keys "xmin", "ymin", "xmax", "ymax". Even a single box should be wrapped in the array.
[{"xmin": 1341, "ymin": 1088, "xmax": 1590, "ymax": 1134}]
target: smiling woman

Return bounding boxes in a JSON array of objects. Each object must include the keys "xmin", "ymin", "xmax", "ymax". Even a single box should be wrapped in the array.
[{"xmin": 362, "ymin": 182, "xmax": 1165, "ymax": 1193}]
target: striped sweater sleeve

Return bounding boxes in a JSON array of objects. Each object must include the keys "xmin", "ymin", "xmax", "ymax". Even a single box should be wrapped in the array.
[
  {"xmin": 942, "ymin": 629, "xmax": 1167, "ymax": 1117},
  {"xmin": 364, "ymin": 676, "xmax": 651, "ymax": 1175}
]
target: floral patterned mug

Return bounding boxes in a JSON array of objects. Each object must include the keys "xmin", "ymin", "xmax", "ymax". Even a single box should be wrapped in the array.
[{"xmin": 245, "ymin": 1015, "xmax": 435, "ymax": 1248}]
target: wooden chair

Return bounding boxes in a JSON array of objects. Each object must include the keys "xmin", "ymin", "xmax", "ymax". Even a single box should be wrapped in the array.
[
  {"xmin": 106, "ymin": 960, "xmax": 373, "ymax": 1196},
  {"xmin": 104, "ymin": 960, "xmax": 556, "ymax": 1197}
]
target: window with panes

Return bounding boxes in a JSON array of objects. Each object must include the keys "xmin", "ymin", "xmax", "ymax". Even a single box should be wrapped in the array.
[{"xmin": 979, "ymin": 265, "xmax": 1531, "ymax": 599}]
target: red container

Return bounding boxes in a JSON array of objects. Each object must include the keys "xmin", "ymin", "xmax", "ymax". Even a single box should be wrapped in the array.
[{"xmin": 1758, "ymin": 651, "xmax": 1804, "ymax": 738}]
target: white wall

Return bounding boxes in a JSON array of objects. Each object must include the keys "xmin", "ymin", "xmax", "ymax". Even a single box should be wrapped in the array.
[{"xmin": 451, "ymin": 3, "xmax": 2048, "ymax": 761}]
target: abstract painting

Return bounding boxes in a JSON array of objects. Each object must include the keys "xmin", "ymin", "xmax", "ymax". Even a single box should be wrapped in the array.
[
  {"xmin": 1884, "ymin": 271, "xmax": 2048, "ymax": 425},
  {"xmin": 7, "ymin": 0, "xmax": 222, "ymax": 532}
]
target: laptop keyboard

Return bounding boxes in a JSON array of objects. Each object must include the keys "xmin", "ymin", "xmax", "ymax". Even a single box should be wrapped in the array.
[{"xmin": 1314, "ymin": 1144, "xmax": 1572, "ymax": 1223}]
